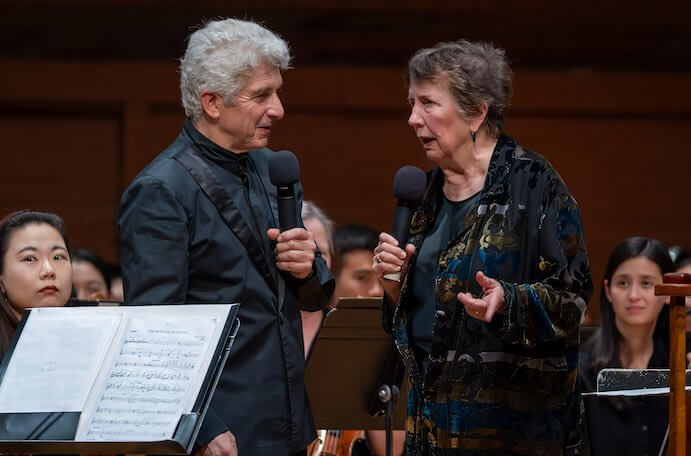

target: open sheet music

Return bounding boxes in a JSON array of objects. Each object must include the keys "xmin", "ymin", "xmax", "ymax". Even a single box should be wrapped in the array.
[{"xmin": 0, "ymin": 304, "xmax": 238, "ymax": 444}]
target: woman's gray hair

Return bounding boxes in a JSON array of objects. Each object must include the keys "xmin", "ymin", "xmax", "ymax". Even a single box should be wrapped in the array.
[
  {"xmin": 301, "ymin": 200, "xmax": 335, "ymax": 260},
  {"xmin": 407, "ymin": 39, "xmax": 513, "ymax": 139},
  {"xmin": 180, "ymin": 18, "xmax": 292, "ymax": 122}
]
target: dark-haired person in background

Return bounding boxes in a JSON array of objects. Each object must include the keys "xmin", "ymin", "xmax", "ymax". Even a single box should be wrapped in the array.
[
  {"xmin": 0, "ymin": 210, "xmax": 72, "ymax": 358},
  {"xmin": 333, "ymin": 224, "xmax": 383, "ymax": 300},
  {"xmin": 332, "ymin": 223, "xmax": 404, "ymax": 456},
  {"xmin": 108, "ymin": 263, "xmax": 124, "ymax": 302},
  {"xmin": 117, "ymin": 18, "xmax": 333, "ymax": 456},
  {"xmin": 373, "ymin": 39, "xmax": 592, "ymax": 454},
  {"xmin": 71, "ymin": 247, "xmax": 110, "ymax": 301},
  {"xmin": 579, "ymin": 237, "xmax": 673, "ymax": 456}
]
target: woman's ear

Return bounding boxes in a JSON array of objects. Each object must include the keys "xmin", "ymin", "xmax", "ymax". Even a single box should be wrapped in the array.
[
  {"xmin": 603, "ymin": 279, "xmax": 613, "ymax": 304},
  {"xmin": 471, "ymin": 103, "xmax": 489, "ymax": 133}
]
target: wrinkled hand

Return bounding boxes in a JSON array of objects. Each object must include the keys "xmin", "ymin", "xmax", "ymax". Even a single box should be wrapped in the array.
[
  {"xmin": 195, "ymin": 431, "xmax": 238, "ymax": 456},
  {"xmin": 457, "ymin": 271, "xmax": 505, "ymax": 323},
  {"xmin": 372, "ymin": 232, "xmax": 416, "ymax": 303},
  {"xmin": 268, "ymin": 227, "xmax": 316, "ymax": 279}
]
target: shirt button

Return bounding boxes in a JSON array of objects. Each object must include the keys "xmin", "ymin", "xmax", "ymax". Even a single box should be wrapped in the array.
[
  {"xmin": 435, "ymin": 310, "xmax": 446, "ymax": 318},
  {"xmin": 642, "ymin": 425, "xmax": 648, "ymax": 432}
]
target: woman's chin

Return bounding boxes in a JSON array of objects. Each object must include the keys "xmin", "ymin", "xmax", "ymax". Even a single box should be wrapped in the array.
[
  {"xmin": 34, "ymin": 295, "xmax": 69, "ymax": 308},
  {"xmin": 424, "ymin": 148, "xmax": 444, "ymax": 162}
]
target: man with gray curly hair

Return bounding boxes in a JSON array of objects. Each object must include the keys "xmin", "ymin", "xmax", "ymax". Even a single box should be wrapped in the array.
[{"xmin": 118, "ymin": 18, "xmax": 333, "ymax": 456}]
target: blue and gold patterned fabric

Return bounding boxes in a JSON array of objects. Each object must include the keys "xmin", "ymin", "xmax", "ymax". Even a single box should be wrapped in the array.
[{"xmin": 382, "ymin": 135, "xmax": 593, "ymax": 455}]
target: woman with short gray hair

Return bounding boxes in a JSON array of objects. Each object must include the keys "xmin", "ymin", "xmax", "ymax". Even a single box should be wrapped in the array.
[{"xmin": 374, "ymin": 40, "xmax": 593, "ymax": 454}]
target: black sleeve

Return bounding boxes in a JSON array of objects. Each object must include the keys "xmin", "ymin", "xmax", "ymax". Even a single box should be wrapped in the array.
[
  {"xmin": 118, "ymin": 176, "xmax": 190, "ymax": 305},
  {"xmin": 194, "ymin": 408, "xmax": 229, "ymax": 450},
  {"xmin": 289, "ymin": 181, "xmax": 335, "ymax": 312},
  {"xmin": 293, "ymin": 258, "xmax": 335, "ymax": 312}
]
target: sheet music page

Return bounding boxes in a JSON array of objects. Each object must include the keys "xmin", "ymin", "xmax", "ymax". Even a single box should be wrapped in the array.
[
  {"xmin": 0, "ymin": 312, "xmax": 123, "ymax": 412},
  {"xmin": 76, "ymin": 316, "xmax": 217, "ymax": 441}
]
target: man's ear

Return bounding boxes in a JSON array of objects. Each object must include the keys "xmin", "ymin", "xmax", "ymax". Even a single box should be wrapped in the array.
[{"xmin": 200, "ymin": 90, "xmax": 223, "ymax": 121}]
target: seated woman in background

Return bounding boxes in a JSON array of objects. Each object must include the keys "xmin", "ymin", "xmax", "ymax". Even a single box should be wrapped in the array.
[
  {"xmin": 71, "ymin": 247, "xmax": 110, "ymax": 301},
  {"xmin": 579, "ymin": 236, "xmax": 674, "ymax": 456},
  {"xmin": 0, "ymin": 210, "xmax": 72, "ymax": 358}
]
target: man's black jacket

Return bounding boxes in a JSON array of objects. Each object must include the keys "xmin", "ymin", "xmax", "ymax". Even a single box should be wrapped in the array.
[{"xmin": 118, "ymin": 120, "xmax": 334, "ymax": 455}]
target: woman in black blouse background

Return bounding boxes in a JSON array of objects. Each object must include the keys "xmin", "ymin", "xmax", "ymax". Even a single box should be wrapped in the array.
[{"xmin": 580, "ymin": 237, "xmax": 674, "ymax": 456}]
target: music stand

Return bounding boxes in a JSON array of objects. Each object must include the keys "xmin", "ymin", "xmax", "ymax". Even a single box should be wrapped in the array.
[
  {"xmin": 305, "ymin": 297, "xmax": 407, "ymax": 455},
  {"xmin": 0, "ymin": 304, "xmax": 240, "ymax": 454}
]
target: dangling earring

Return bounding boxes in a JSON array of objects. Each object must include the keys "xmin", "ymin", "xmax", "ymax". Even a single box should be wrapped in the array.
[{"xmin": 470, "ymin": 130, "xmax": 477, "ymax": 143}]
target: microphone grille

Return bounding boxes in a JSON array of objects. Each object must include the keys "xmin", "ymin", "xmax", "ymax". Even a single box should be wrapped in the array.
[
  {"xmin": 269, "ymin": 150, "xmax": 300, "ymax": 186},
  {"xmin": 393, "ymin": 166, "xmax": 427, "ymax": 202}
]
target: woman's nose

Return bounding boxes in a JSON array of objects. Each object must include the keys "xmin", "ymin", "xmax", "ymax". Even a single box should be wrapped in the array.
[
  {"xmin": 408, "ymin": 106, "xmax": 423, "ymax": 128},
  {"xmin": 39, "ymin": 259, "xmax": 56, "ymax": 279},
  {"xmin": 627, "ymin": 284, "xmax": 641, "ymax": 300}
]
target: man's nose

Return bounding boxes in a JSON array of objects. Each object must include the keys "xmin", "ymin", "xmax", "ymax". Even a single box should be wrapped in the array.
[
  {"xmin": 268, "ymin": 93, "xmax": 284, "ymax": 120},
  {"xmin": 369, "ymin": 279, "xmax": 384, "ymax": 298}
]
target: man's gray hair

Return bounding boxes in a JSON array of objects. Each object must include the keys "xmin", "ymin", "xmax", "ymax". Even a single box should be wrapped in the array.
[
  {"xmin": 407, "ymin": 39, "xmax": 512, "ymax": 139},
  {"xmin": 302, "ymin": 200, "xmax": 334, "ymax": 260},
  {"xmin": 180, "ymin": 18, "xmax": 292, "ymax": 122}
]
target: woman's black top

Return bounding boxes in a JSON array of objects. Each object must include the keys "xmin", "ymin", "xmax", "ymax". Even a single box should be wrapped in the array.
[{"xmin": 579, "ymin": 337, "xmax": 669, "ymax": 456}]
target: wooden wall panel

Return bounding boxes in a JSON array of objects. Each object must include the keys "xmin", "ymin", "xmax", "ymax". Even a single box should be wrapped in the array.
[
  {"xmin": 0, "ymin": 114, "xmax": 121, "ymax": 260},
  {"xmin": 505, "ymin": 116, "xmax": 691, "ymax": 318},
  {"xmin": 0, "ymin": 61, "xmax": 689, "ymax": 322}
]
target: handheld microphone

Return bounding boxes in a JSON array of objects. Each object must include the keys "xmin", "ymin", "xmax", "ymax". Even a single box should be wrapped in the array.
[
  {"xmin": 391, "ymin": 165, "xmax": 427, "ymax": 246},
  {"xmin": 268, "ymin": 150, "xmax": 300, "ymax": 232},
  {"xmin": 384, "ymin": 166, "xmax": 426, "ymax": 283}
]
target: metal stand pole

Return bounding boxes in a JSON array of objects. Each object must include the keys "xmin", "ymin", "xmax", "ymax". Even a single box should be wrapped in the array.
[{"xmin": 378, "ymin": 384, "xmax": 400, "ymax": 456}]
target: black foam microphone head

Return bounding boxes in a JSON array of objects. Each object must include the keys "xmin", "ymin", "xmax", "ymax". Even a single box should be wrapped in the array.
[
  {"xmin": 269, "ymin": 150, "xmax": 300, "ymax": 186},
  {"xmin": 393, "ymin": 166, "xmax": 427, "ymax": 202}
]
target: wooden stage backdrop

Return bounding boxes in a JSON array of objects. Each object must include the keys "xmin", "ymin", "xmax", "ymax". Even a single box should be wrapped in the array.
[{"xmin": 0, "ymin": 1, "xmax": 690, "ymax": 321}]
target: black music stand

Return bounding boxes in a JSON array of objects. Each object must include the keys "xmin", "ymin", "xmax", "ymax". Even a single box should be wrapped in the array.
[
  {"xmin": 0, "ymin": 304, "xmax": 240, "ymax": 454},
  {"xmin": 305, "ymin": 297, "xmax": 407, "ymax": 456}
]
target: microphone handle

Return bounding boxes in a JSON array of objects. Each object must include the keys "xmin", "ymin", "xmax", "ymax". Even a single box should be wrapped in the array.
[
  {"xmin": 277, "ymin": 186, "xmax": 297, "ymax": 232},
  {"xmin": 391, "ymin": 204, "xmax": 413, "ymax": 246}
]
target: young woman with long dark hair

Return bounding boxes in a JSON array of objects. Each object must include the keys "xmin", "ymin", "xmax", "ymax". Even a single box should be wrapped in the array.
[{"xmin": 580, "ymin": 236, "xmax": 674, "ymax": 455}]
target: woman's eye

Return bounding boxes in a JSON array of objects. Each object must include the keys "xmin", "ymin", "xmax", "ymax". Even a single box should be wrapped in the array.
[
  {"xmin": 23, "ymin": 255, "xmax": 37, "ymax": 263},
  {"xmin": 616, "ymin": 280, "xmax": 628, "ymax": 288}
]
